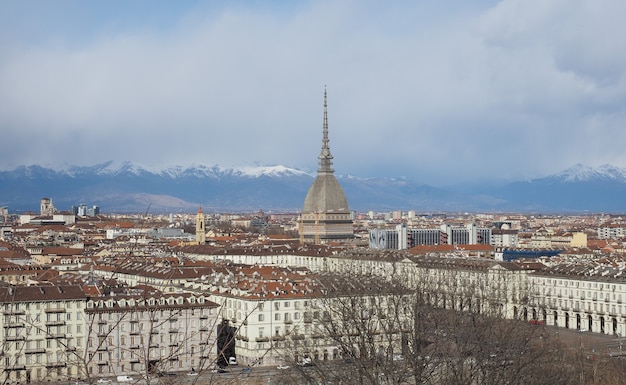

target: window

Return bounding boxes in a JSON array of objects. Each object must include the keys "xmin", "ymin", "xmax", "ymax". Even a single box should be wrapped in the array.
[{"xmin": 258, "ymin": 314, "xmax": 264, "ymax": 322}]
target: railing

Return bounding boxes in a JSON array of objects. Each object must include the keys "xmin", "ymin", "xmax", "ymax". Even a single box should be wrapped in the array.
[
  {"xmin": 46, "ymin": 334, "xmax": 66, "ymax": 339},
  {"xmin": 3, "ymin": 322, "xmax": 25, "ymax": 328},
  {"xmin": 25, "ymin": 348, "xmax": 46, "ymax": 354},
  {"xmin": 3, "ymin": 310, "xmax": 25, "ymax": 316},
  {"xmin": 45, "ymin": 308, "xmax": 66, "ymax": 313}
]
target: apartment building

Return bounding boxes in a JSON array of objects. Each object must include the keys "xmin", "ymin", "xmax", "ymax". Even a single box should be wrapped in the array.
[
  {"xmin": 84, "ymin": 291, "xmax": 219, "ymax": 378},
  {"xmin": 0, "ymin": 285, "xmax": 87, "ymax": 383},
  {"xmin": 597, "ymin": 225, "xmax": 626, "ymax": 239},
  {"xmin": 528, "ymin": 273, "xmax": 626, "ymax": 336},
  {"xmin": 0, "ymin": 282, "xmax": 220, "ymax": 383},
  {"xmin": 199, "ymin": 275, "xmax": 408, "ymax": 367}
]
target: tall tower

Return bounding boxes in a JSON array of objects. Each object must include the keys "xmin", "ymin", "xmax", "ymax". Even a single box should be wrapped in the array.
[
  {"xmin": 195, "ymin": 206, "xmax": 206, "ymax": 245},
  {"xmin": 40, "ymin": 197, "xmax": 56, "ymax": 216},
  {"xmin": 300, "ymin": 87, "xmax": 353, "ymax": 244}
]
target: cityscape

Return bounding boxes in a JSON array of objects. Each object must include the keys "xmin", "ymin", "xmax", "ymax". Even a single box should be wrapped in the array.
[
  {"xmin": 2, "ymin": 90, "xmax": 626, "ymax": 384},
  {"xmin": 2, "ymin": 1, "xmax": 626, "ymax": 384}
]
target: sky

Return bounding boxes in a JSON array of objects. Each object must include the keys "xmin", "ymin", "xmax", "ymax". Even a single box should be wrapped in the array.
[{"xmin": 1, "ymin": 0, "xmax": 625, "ymax": 186}]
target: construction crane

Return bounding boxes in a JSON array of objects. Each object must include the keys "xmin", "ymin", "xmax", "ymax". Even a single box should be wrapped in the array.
[{"xmin": 144, "ymin": 203, "xmax": 151, "ymax": 221}]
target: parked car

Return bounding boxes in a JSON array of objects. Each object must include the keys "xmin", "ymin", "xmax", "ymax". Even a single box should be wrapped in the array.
[
  {"xmin": 277, "ymin": 364, "xmax": 290, "ymax": 370},
  {"xmin": 96, "ymin": 379, "xmax": 112, "ymax": 384}
]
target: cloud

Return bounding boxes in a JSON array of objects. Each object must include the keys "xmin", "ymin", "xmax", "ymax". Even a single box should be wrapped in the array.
[{"xmin": 0, "ymin": 0, "xmax": 625, "ymax": 185}]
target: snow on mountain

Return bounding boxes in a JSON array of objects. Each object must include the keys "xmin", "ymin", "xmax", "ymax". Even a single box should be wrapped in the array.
[
  {"xmin": 236, "ymin": 165, "xmax": 312, "ymax": 178},
  {"xmin": 4, "ymin": 161, "xmax": 626, "ymax": 213},
  {"xmin": 2, "ymin": 161, "xmax": 312, "ymax": 180},
  {"xmin": 551, "ymin": 164, "xmax": 626, "ymax": 182}
]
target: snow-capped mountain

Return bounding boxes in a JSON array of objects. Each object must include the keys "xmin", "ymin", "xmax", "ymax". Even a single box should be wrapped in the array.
[
  {"xmin": 551, "ymin": 164, "xmax": 626, "ymax": 183},
  {"xmin": 1, "ymin": 162, "xmax": 625, "ymax": 213}
]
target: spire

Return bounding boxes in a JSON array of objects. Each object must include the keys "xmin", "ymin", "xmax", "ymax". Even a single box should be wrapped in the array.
[{"xmin": 318, "ymin": 86, "xmax": 334, "ymax": 174}]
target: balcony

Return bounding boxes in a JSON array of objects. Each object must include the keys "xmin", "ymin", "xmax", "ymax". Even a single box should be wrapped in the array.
[
  {"xmin": 130, "ymin": 345, "xmax": 140, "ymax": 350},
  {"xmin": 6, "ymin": 336, "xmax": 26, "ymax": 342},
  {"xmin": 4, "ymin": 365, "xmax": 26, "ymax": 372},
  {"xmin": 46, "ymin": 320, "xmax": 66, "ymax": 327},
  {"xmin": 46, "ymin": 334, "xmax": 67, "ymax": 339},
  {"xmin": 45, "ymin": 362, "xmax": 66, "ymax": 369},
  {"xmin": 3, "ymin": 310, "xmax": 25, "ymax": 316},
  {"xmin": 25, "ymin": 348, "xmax": 46, "ymax": 354},
  {"xmin": 255, "ymin": 337, "xmax": 269, "ymax": 342},
  {"xmin": 284, "ymin": 319, "xmax": 293, "ymax": 325},
  {"xmin": 45, "ymin": 308, "xmax": 66, "ymax": 313},
  {"xmin": 3, "ymin": 322, "xmax": 25, "ymax": 328}
]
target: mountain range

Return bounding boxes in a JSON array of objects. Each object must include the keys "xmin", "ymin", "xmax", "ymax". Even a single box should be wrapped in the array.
[{"xmin": 1, "ymin": 161, "xmax": 625, "ymax": 214}]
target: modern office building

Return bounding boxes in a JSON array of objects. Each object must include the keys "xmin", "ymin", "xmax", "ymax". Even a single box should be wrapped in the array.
[{"xmin": 370, "ymin": 223, "xmax": 491, "ymax": 250}]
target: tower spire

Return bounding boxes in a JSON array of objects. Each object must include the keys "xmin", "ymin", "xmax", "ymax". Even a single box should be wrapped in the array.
[{"xmin": 318, "ymin": 85, "xmax": 334, "ymax": 174}]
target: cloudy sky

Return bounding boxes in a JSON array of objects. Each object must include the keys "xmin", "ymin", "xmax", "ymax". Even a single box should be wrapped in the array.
[{"xmin": 1, "ymin": 0, "xmax": 625, "ymax": 186}]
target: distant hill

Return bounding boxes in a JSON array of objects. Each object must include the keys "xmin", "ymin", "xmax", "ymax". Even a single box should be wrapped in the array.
[{"xmin": 1, "ymin": 161, "xmax": 625, "ymax": 214}]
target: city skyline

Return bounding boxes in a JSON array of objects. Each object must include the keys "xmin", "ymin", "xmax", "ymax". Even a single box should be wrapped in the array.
[{"xmin": 1, "ymin": 0, "xmax": 625, "ymax": 185}]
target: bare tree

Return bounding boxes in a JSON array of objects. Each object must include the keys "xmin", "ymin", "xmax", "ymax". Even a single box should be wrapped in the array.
[{"xmin": 273, "ymin": 270, "xmax": 596, "ymax": 385}]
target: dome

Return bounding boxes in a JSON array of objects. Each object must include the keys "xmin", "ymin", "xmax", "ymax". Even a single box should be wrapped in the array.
[{"xmin": 302, "ymin": 173, "xmax": 349, "ymax": 214}]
